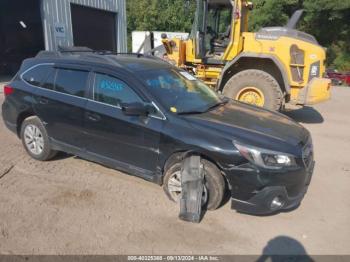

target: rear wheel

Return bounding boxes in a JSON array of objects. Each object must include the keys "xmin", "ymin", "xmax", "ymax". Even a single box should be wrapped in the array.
[
  {"xmin": 163, "ymin": 158, "xmax": 225, "ymax": 210},
  {"xmin": 20, "ymin": 116, "xmax": 57, "ymax": 161},
  {"xmin": 223, "ymin": 69, "xmax": 283, "ymax": 111}
]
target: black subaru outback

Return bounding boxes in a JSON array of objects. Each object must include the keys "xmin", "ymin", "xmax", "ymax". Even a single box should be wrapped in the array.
[{"xmin": 2, "ymin": 49, "xmax": 314, "ymax": 215}]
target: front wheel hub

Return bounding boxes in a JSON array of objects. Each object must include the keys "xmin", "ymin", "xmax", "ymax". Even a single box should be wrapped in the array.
[{"xmin": 167, "ymin": 171, "xmax": 208, "ymax": 205}]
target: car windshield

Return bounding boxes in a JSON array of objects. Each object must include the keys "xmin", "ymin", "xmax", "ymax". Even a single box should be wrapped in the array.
[{"xmin": 140, "ymin": 68, "xmax": 222, "ymax": 114}]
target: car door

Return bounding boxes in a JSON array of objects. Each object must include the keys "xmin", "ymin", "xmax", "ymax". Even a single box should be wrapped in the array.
[
  {"xmin": 84, "ymin": 70, "xmax": 163, "ymax": 178},
  {"xmin": 32, "ymin": 63, "xmax": 91, "ymax": 150}
]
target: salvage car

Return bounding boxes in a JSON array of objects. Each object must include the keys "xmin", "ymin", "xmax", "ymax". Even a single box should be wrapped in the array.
[{"xmin": 2, "ymin": 49, "xmax": 315, "ymax": 215}]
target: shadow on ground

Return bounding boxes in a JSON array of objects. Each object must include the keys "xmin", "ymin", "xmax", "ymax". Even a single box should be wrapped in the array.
[
  {"xmin": 284, "ymin": 106, "xmax": 324, "ymax": 124},
  {"xmin": 50, "ymin": 152, "xmax": 73, "ymax": 161},
  {"xmin": 256, "ymin": 236, "xmax": 314, "ymax": 262}
]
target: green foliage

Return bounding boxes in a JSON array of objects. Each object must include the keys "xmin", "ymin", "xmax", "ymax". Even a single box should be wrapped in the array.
[
  {"xmin": 127, "ymin": 0, "xmax": 196, "ymax": 32},
  {"xmin": 249, "ymin": 0, "xmax": 301, "ymax": 31},
  {"xmin": 249, "ymin": 0, "xmax": 350, "ymax": 70},
  {"xmin": 127, "ymin": 0, "xmax": 350, "ymax": 70},
  {"xmin": 330, "ymin": 43, "xmax": 350, "ymax": 71},
  {"xmin": 302, "ymin": 0, "xmax": 350, "ymax": 70}
]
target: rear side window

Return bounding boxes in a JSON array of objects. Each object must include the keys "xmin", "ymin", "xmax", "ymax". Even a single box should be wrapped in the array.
[
  {"xmin": 42, "ymin": 69, "xmax": 56, "ymax": 90},
  {"xmin": 94, "ymin": 73, "xmax": 142, "ymax": 106},
  {"xmin": 55, "ymin": 69, "xmax": 89, "ymax": 97},
  {"xmin": 22, "ymin": 65, "xmax": 53, "ymax": 87}
]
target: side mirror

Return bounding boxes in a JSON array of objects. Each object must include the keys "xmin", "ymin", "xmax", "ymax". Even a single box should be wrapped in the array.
[{"xmin": 121, "ymin": 102, "xmax": 152, "ymax": 116}]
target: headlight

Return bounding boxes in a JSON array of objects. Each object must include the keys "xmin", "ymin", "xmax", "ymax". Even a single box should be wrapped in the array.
[{"xmin": 233, "ymin": 141, "xmax": 297, "ymax": 169}]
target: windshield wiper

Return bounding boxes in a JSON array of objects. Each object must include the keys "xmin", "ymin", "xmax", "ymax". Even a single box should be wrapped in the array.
[
  {"xmin": 177, "ymin": 110, "xmax": 204, "ymax": 115},
  {"xmin": 205, "ymin": 98, "xmax": 229, "ymax": 112},
  {"xmin": 177, "ymin": 98, "xmax": 229, "ymax": 115}
]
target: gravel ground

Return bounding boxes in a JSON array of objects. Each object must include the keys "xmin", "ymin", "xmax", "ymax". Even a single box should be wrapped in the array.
[{"xmin": 0, "ymin": 82, "xmax": 349, "ymax": 255}]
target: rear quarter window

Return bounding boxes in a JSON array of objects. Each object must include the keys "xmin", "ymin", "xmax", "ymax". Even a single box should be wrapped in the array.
[{"xmin": 22, "ymin": 64, "xmax": 53, "ymax": 87}]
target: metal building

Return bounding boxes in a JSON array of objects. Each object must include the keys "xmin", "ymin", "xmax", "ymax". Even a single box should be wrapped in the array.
[{"xmin": 0, "ymin": 0, "xmax": 127, "ymax": 74}]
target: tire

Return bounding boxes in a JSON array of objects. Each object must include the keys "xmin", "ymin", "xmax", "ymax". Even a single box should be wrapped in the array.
[
  {"xmin": 20, "ymin": 116, "xmax": 57, "ymax": 161},
  {"xmin": 163, "ymin": 158, "xmax": 225, "ymax": 210},
  {"xmin": 222, "ymin": 69, "xmax": 283, "ymax": 111}
]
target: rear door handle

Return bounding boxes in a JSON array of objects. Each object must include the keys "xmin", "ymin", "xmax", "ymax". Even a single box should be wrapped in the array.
[
  {"xmin": 86, "ymin": 112, "xmax": 101, "ymax": 122},
  {"xmin": 39, "ymin": 97, "xmax": 48, "ymax": 105}
]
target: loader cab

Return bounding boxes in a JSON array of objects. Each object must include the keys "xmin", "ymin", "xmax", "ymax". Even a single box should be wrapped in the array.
[{"xmin": 191, "ymin": 0, "xmax": 251, "ymax": 62}]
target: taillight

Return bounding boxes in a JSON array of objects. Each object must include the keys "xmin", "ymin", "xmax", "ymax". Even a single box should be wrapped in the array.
[{"xmin": 4, "ymin": 85, "xmax": 14, "ymax": 96}]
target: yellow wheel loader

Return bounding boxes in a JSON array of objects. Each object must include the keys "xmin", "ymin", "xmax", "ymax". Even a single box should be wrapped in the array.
[{"xmin": 161, "ymin": 0, "xmax": 331, "ymax": 110}]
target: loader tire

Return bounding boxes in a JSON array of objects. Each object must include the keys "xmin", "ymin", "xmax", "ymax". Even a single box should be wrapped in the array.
[{"xmin": 222, "ymin": 69, "xmax": 283, "ymax": 111}]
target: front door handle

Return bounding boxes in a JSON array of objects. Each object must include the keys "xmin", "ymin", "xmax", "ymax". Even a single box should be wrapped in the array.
[
  {"xmin": 39, "ymin": 97, "xmax": 48, "ymax": 105},
  {"xmin": 86, "ymin": 112, "xmax": 101, "ymax": 122}
]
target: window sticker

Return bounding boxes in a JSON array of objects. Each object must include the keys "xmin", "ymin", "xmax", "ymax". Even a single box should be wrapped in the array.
[
  {"xmin": 179, "ymin": 71, "xmax": 197, "ymax": 81},
  {"xmin": 100, "ymin": 80, "xmax": 124, "ymax": 91},
  {"xmin": 146, "ymin": 79, "xmax": 160, "ymax": 88}
]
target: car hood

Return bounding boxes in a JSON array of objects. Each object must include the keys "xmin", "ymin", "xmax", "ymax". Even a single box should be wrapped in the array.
[{"xmin": 181, "ymin": 101, "xmax": 309, "ymax": 152}]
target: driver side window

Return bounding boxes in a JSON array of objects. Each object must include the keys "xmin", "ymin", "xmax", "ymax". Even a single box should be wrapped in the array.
[{"xmin": 93, "ymin": 73, "xmax": 142, "ymax": 107}]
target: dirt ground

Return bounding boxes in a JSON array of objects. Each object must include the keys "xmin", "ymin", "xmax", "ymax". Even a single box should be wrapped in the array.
[{"xmin": 0, "ymin": 80, "xmax": 349, "ymax": 255}]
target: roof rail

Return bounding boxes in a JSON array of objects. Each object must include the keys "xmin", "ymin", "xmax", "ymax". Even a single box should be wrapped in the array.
[
  {"xmin": 58, "ymin": 46, "xmax": 93, "ymax": 53},
  {"xmin": 35, "ymin": 46, "xmax": 164, "ymax": 64},
  {"xmin": 89, "ymin": 50, "xmax": 145, "ymax": 58},
  {"xmin": 35, "ymin": 47, "xmax": 93, "ymax": 58},
  {"xmin": 112, "ymin": 52, "xmax": 144, "ymax": 58},
  {"xmin": 36, "ymin": 51, "xmax": 60, "ymax": 58},
  {"xmin": 96, "ymin": 51, "xmax": 166, "ymax": 63},
  {"xmin": 57, "ymin": 47, "xmax": 148, "ymax": 58}
]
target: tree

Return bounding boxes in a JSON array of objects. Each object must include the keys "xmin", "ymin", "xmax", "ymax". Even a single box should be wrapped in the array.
[
  {"xmin": 249, "ymin": 0, "xmax": 350, "ymax": 70},
  {"xmin": 302, "ymin": 0, "xmax": 350, "ymax": 70},
  {"xmin": 249, "ymin": 0, "xmax": 302, "ymax": 31}
]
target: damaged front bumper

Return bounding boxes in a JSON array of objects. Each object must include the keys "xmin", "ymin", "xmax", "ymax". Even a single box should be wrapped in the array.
[
  {"xmin": 225, "ymin": 161, "xmax": 315, "ymax": 215},
  {"xmin": 231, "ymin": 185, "xmax": 308, "ymax": 215}
]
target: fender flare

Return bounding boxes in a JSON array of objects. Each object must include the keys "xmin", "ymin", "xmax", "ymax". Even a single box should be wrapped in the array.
[{"xmin": 218, "ymin": 52, "xmax": 291, "ymax": 94}]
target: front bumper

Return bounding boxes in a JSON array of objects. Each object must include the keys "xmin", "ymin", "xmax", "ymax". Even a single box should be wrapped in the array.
[
  {"xmin": 231, "ymin": 185, "xmax": 308, "ymax": 215},
  {"xmin": 225, "ymin": 161, "xmax": 315, "ymax": 215},
  {"xmin": 304, "ymin": 77, "xmax": 331, "ymax": 105}
]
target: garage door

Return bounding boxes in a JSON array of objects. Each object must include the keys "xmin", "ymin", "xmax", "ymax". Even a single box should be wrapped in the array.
[{"xmin": 71, "ymin": 4, "xmax": 117, "ymax": 52}]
